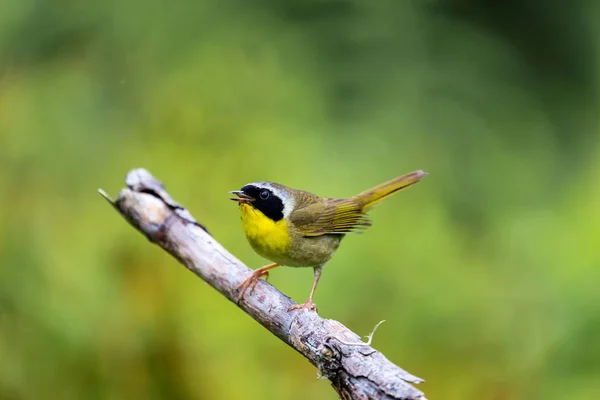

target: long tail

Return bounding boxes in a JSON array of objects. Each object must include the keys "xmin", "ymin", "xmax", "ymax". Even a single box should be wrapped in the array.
[{"xmin": 350, "ymin": 170, "xmax": 428, "ymax": 212}]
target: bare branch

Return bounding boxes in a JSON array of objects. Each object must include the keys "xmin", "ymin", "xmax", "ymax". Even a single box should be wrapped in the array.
[{"xmin": 100, "ymin": 168, "xmax": 426, "ymax": 400}]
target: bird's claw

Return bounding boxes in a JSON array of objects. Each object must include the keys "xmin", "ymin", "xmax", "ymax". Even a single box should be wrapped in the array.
[
  {"xmin": 288, "ymin": 299, "xmax": 318, "ymax": 313},
  {"xmin": 237, "ymin": 270, "xmax": 269, "ymax": 303}
]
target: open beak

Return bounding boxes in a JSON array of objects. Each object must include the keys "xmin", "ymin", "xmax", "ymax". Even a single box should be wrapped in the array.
[{"xmin": 229, "ymin": 190, "xmax": 254, "ymax": 204}]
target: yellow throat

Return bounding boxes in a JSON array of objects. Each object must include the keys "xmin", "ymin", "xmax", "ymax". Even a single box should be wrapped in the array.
[{"xmin": 238, "ymin": 203, "xmax": 291, "ymax": 261}]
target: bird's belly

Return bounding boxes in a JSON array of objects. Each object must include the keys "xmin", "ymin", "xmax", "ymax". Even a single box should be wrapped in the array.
[
  {"xmin": 286, "ymin": 234, "xmax": 343, "ymax": 267},
  {"xmin": 239, "ymin": 204, "xmax": 342, "ymax": 267}
]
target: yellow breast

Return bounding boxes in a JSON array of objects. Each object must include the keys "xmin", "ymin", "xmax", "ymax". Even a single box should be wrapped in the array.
[{"xmin": 238, "ymin": 203, "xmax": 292, "ymax": 263}]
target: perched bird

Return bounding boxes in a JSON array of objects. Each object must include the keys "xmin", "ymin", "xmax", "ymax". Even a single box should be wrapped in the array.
[{"xmin": 230, "ymin": 170, "xmax": 427, "ymax": 312}]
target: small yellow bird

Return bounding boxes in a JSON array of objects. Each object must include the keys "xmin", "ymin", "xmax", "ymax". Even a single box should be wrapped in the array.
[{"xmin": 230, "ymin": 170, "xmax": 427, "ymax": 312}]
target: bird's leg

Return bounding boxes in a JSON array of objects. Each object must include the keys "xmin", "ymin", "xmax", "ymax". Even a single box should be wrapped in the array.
[
  {"xmin": 288, "ymin": 266, "xmax": 322, "ymax": 312},
  {"xmin": 237, "ymin": 263, "xmax": 280, "ymax": 303}
]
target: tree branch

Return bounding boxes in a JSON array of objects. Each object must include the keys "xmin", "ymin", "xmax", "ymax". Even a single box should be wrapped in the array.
[{"xmin": 99, "ymin": 168, "xmax": 426, "ymax": 400}]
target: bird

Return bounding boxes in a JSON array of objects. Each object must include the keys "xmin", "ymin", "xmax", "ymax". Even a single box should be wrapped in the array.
[{"xmin": 229, "ymin": 170, "xmax": 427, "ymax": 312}]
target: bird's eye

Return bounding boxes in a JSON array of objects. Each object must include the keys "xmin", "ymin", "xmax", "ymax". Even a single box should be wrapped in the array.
[{"xmin": 259, "ymin": 190, "xmax": 270, "ymax": 200}]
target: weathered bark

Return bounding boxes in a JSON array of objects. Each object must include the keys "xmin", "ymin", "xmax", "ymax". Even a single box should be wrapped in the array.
[{"xmin": 99, "ymin": 168, "xmax": 426, "ymax": 400}]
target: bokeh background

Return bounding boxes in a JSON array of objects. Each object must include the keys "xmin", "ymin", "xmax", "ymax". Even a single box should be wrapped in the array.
[{"xmin": 1, "ymin": 0, "xmax": 600, "ymax": 399}]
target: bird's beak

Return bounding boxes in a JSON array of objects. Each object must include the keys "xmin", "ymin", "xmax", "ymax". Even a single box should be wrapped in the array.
[{"xmin": 229, "ymin": 191, "xmax": 254, "ymax": 204}]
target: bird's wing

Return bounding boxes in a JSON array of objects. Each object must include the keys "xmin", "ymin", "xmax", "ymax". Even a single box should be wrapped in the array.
[{"xmin": 289, "ymin": 198, "xmax": 372, "ymax": 237}]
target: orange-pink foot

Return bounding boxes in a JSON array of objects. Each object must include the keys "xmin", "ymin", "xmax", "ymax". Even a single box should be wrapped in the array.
[
  {"xmin": 237, "ymin": 270, "xmax": 270, "ymax": 303},
  {"xmin": 236, "ymin": 263, "xmax": 280, "ymax": 304},
  {"xmin": 288, "ymin": 299, "xmax": 318, "ymax": 312}
]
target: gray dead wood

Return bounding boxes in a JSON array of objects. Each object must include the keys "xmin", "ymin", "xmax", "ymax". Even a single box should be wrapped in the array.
[{"xmin": 99, "ymin": 168, "xmax": 426, "ymax": 400}]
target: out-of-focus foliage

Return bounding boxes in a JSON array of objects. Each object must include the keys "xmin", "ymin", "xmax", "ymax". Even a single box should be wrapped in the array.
[{"xmin": 1, "ymin": 0, "xmax": 599, "ymax": 399}]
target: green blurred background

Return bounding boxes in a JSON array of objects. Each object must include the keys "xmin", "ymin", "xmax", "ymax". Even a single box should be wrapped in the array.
[{"xmin": 1, "ymin": 0, "xmax": 600, "ymax": 399}]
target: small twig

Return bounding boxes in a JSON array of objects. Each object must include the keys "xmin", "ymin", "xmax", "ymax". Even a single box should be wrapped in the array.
[
  {"xmin": 100, "ymin": 168, "xmax": 425, "ymax": 400},
  {"xmin": 98, "ymin": 189, "xmax": 116, "ymax": 207},
  {"xmin": 329, "ymin": 320, "xmax": 387, "ymax": 346}
]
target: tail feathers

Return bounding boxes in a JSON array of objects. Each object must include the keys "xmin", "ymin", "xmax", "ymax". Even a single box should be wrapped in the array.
[{"xmin": 351, "ymin": 170, "xmax": 427, "ymax": 212}]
